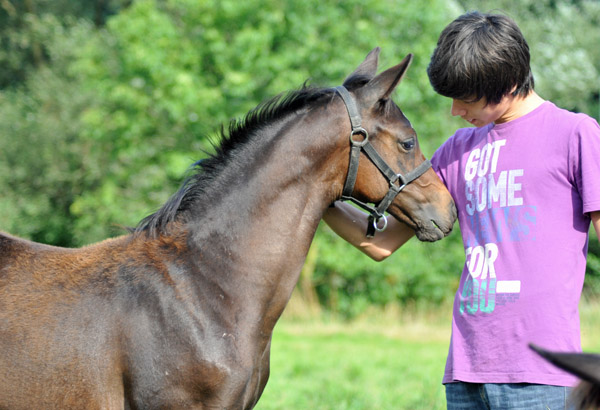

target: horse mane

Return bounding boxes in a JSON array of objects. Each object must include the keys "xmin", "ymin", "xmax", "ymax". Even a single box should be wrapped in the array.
[{"xmin": 133, "ymin": 84, "xmax": 336, "ymax": 237}]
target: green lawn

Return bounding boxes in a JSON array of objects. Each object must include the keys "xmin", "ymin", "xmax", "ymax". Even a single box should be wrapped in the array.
[
  {"xmin": 256, "ymin": 302, "xmax": 600, "ymax": 409},
  {"xmin": 257, "ymin": 314, "xmax": 451, "ymax": 409}
]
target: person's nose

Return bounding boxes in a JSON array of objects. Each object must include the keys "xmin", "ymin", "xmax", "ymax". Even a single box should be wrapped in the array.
[{"xmin": 451, "ymin": 99, "xmax": 467, "ymax": 117}]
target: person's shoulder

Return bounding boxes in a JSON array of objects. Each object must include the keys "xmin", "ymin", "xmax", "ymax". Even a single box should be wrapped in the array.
[
  {"xmin": 543, "ymin": 101, "xmax": 596, "ymax": 125},
  {"xmin": 531, "ymin": 101, "xmax": 599, "ymax": 139}
]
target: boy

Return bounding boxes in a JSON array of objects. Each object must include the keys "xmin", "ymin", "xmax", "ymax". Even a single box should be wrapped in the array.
[{"xmin": 324, "ymin": 11, "xmax": 600, "ymax": 409}]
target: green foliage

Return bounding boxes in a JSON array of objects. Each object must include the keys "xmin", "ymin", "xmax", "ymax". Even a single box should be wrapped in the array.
[
  {"xmin": 0, "ymin": 0, "xmax": 598, "ymax": 313},
  {"xmin": 0, "ymin": 0, "xmax": 131, "ymax": 88},
  {"xmin": 0, "ymin": 17, "xmax": 102, "ymax": 244},
  {"xmin": 585, "ymin": 233, "xmax": 600, "ymax": 299},
  {"xmin": 312, "ymin": 222, "xmax": 463, "ymax": 318}
]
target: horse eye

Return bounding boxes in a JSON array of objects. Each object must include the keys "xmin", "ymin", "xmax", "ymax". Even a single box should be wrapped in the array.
[{"xmin": 399, "ymin": 138, "xmax": 415, "ymax": 151}]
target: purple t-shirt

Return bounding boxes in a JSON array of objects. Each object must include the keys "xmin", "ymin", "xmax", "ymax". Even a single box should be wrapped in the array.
[{"xmin": 432, "ymin": 101, "xmax": 600, "ymax": 386}]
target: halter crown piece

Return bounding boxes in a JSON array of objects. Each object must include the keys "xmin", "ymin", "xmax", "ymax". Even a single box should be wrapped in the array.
[{"xmin": 334, "ymin": 85, "xmax": 432, "ymax": 237}]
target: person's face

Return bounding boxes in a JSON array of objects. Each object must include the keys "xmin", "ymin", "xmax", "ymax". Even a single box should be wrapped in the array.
[{"xmin": 450, "ymin": 96, "xmax": 515, "ymax": 127}]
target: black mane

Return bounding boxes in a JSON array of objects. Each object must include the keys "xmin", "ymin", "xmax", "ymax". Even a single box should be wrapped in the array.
[{"xmin": 134, "ymin": 84, "xmax": 335, "ymax": 237}]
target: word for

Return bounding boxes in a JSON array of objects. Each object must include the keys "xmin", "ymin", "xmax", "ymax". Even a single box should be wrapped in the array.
[{"xmin": 465, "ymin": 243, "xmax": 498, "ymax": 280}]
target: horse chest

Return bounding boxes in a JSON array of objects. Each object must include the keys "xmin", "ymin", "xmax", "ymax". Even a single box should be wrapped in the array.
[{"xmin": 124, "ymin": 346, "xmax": 270, "ymax": 409}]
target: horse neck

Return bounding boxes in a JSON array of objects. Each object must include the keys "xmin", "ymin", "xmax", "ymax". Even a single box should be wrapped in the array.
[{"xmin": 186, "ymin": 105, "xmax": 346, "ymax": 331}]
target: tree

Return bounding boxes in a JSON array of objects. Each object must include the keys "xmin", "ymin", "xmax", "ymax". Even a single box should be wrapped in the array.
[{"xmin": 2, "ymin": 0, "xmax": 598, "ymax": 314}]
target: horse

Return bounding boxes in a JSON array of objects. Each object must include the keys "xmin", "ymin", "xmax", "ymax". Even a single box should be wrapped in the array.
[
  {"xmin": 0, "ymin": 47, "xmax": 456, "ymax": 409},
  {"xmin": 531, "ymin": 344, "xmax": 600, "ymax": 409}
]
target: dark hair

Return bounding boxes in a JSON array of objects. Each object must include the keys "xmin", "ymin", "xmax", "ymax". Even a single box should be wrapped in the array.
[{"xmin": 427, "ymin": 11, "xmax": 534, "ymax": 104}]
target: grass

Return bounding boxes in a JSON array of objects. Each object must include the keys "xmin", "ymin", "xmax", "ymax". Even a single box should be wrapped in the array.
[
  {"xmin": 256, "ymin": 306, "xmax": 452, "ymax": 410},
  {"xmin": 255, "ymin": 300, "xmax": 600, "ymax": 409}
]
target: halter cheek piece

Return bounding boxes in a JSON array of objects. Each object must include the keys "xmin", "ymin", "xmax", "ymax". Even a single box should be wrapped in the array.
[{"xmin": 334, "ymin": 85, "xmax": 432, "ymax": 237}]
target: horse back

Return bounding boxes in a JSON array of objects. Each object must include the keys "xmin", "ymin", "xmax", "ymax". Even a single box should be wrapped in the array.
[
  {"xmin": 0, "ymin": 230, "xmax": 245, "ymax": 408},
  {"xmin": 0, "ymin": 232, "xmax": 135, "ymax": 407},
  {"xmin": 0, "ymin": 229, "xmax": 184, "ymax": 344}
]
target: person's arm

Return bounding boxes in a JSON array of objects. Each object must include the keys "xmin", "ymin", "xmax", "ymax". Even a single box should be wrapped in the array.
[
  {"xmin": 592, "ymin": 211, "xmax": 600, "ymax": 240},
  {"xmin": 322, "ymin": 201, "xmax": 415, "ymax": 261}
]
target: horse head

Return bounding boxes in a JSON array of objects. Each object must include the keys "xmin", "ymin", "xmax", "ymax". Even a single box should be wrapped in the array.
[{"xmin": 335, "ymin": 47, "xmax": 456, "ymax": 241}]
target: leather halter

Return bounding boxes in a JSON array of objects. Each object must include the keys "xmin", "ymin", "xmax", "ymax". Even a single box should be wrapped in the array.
[{"xmin": 334, "ymin": 85, "xmax": 432, "ymax": 237}]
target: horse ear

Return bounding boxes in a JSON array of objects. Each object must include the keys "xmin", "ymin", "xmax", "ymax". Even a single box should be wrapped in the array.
[
  {"xmin": 530, "ymin": 344, "xmax": 600, "ymax": 384},
  {"xmin": 359, "ymin": 53, "xmax": 413, "ymax": 104},
  {"xmin": 342, "ymin": 47, "xmax": 381, "ymax": 86}
]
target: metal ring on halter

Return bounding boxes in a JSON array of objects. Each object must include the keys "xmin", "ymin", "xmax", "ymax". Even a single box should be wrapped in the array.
[
  {"xmin": 395, "ymin": 183, "xmax": 407, "ymax": 192},
  {"xmin": 373, "ymin": 214, "xmax": 388, "ymax": 232},
  {"xmin": 349, "ymin": 127, "xmax": 369, "ymax": 146}
]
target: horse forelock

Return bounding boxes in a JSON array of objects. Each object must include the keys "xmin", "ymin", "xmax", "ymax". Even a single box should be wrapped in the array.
[{"xmin": 134, "ymin": 85, "xmax": 335, "ymax": 237}]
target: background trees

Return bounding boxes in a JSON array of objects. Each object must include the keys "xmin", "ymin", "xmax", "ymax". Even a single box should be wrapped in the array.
[{"xmin": 1, "ymin": 0, "xmax": 598, "ymax": 316}]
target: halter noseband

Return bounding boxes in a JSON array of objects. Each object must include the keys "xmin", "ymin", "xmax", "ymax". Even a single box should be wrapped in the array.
[{"xmin": 334, "ymin": 85, "xmax": 432, "ymax": 237}]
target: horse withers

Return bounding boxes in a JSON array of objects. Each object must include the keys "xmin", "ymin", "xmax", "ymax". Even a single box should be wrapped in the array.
[{"xmin": 0, "ymin": 48, "xmax": 456, "ymax": 409}]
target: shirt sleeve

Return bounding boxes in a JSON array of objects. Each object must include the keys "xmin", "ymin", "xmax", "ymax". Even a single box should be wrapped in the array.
[{"xmin": 571, "ymin": 116, "xmax": 600, "ymax": 214}]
